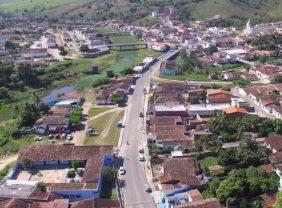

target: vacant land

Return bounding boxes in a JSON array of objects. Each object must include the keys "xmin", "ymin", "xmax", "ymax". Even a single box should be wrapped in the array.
[
  {"xmin": 199, "ymin": 156, "xmax": 219, "ymax": 170},
  {"xmin": 88, "ymin": 107, "xmax": 115, "ymax": 117},
  {"xmin": 84, "ymin": 110, "xmax": 124, "ymax": 146}
]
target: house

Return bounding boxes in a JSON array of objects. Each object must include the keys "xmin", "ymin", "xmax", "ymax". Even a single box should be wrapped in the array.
[
  {"xmin": 0, "ymin": 195, "xmax": 119, "ymax": 208},
  {"xmin": 35, "ymin": 115, "xmax": 70, "ymax": 134},
  {"xmin": 174, "ymin": 198, "xmax": 222, "ymax": 208},
  {"xmin": 0, "ymin": 45, "xmax": 6, "ymax": 56},
  {"xmin": 153, "ymin": 83, "xmax": 189, "ymax": 116},
  {"xmin": 70, "ymin": 198, "xmax": 120, "ymax": 208},
  {"xmin": 250, "ymin": 65, "xmax": 282, "ymax": 84},
  {"xmin": 96, "ymin": 76, "xmax": 134, "ymax": 105},
  {"xmin": 0, "ymin": 35, "xmax": 8, "ymax": 45},
  {"xmin": 157, "ymin": 157, "xmax": 207, "ymax": 206},
  {"xmin": 222, "ymin": 106, "xmax": 247, "ymax": 117},
  {"xmin": 265, "ymin": 135, "xmax": 282, "ymax": 153},
  {"xmin": 149, "ymin": 116, "xmax": 194, "ymax": 152},
  {"xmin": 233, "ymin": 84, "xmax": 282, "ymax": 119},
  {"xmin": 223, "ymin": 48, "xmax": 247, "ymax": 61},
  {"xmin": 1, "ymin": 144, "xmax": 114, "ymax": 202},
  {"xmin": 22, "ymin": 48, "xmax": 49, "ymax": 59},
  {"xmin": 160, "ymin": 60, "xmax": 177, "ymax": 76},
  {"xmin": 206, "ymin": 89, "xmax": 231, "ymax": 104},
  {"xmin": 258, "ymin": 192, "xmax": 277, "ymax": 208},
  {"xmin": 188, "ymin": 103, "xmax": 230, "ymax": 117}
]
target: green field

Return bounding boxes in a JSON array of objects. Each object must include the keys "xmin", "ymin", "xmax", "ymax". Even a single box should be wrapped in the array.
[
  {"xmin": 84, "ymin": 110, "xmax": 124, "ymax": 146},
  {"xmin": 199, "ymin": 156, "xmax": 219, "ymax": 170},
  {"xmin": 88, "ymin": 107, "xmax": 115, "ymax": 118}
]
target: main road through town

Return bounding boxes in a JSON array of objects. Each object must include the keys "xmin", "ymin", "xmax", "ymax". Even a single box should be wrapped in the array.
[{"xmin": 118, "ymin": 51, "xmax": 178, "ymax": 208}]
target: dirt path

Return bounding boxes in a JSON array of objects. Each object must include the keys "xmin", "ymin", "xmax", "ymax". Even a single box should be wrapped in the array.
[{"xmin": 0, "ymin": 155, "xmax": 17, "ymax": 170}]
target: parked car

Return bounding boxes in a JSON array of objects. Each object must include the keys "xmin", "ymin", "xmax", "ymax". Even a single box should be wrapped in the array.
[
  {"xmin": 48, "ymin": 134, "xmax": 54, "ymax": 139},
  {"xmin": 67, "ymin": 134, "xmax": 73, "ymax": 140},
  {"xmin": 119, "ymin": 167, "xmax": 125, "ymax": 175},
  {"xmin": 139, "ymin": 146, "xmax": 144, "ymax": 153},
  {"xmin": 87, "ymin": 128, "xmax": 98, "ymax": 136},
  {"xmin": 139, "ymin": 154, "xmax": 145, "ymax": 162},
  {"xmin": 144, "ymin": 184, "xmax": 152, "ymax": 193},
  {"xmin": 34, "ymin": 136, "xmax": 43, "ymax": 141},
  {"xmin": 139, "ymin": 112, "xmax": 144, "ymax": 117},
  {"xmin": 117, "ymin": 121, "xmax": 123, "ymax": 128}
]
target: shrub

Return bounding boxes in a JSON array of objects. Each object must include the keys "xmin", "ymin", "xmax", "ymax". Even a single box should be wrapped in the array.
[
  {"xmin": 71, "ymin": 161, "xmax": 84, "ymax": 170},
  {"xmin": 67, "ymin": 169, "xmax": 76, "ymax": 178},
  {"xmin": 92, "ymin": 78, "xmax": 110, "ymax": 88},
  {"xmin": 36, "ymin": 182, "xmax": 47, "ymax": 192},
  {"xmin": 70, "ymin": 115, "xmax": 81, "ymax": 124}
]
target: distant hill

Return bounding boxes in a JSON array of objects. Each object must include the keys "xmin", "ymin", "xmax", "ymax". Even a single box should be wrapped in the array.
[{"xmin": 0, "ymin": 0, "xmax": 281, "ymax": 25}]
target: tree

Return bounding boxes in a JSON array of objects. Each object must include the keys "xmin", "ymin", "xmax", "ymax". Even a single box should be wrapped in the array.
[
  {"xmin": 236, "ymin": 139, "xmax": 271, "ymax": 168},
  {"xmin": 71, "ymin": 160, "xmax": 84, "ymax": 170},
  {"xmin": 216, "ymin": 169, "xmax": 248, "ymax": 206},
  {"xmin": 59, "ymin": 50, "xmax": 67, "ymax": 56},
  {"xmin": 208, "ymin": 112, "xmax": 227, "ymax": 135},
  {"xmin": 19, "ymin": 102, "xmax": 40, "ymax": 127},
  {"xmin": 67, "ymin": 169, "xmax": 76, "ymax": 178},
  {"xmin": 259, "ymin": 55, "xmax": 269, "ymax": 64},
  {"xmin": 92, "ymin": 78, "xmax": 110, "ymax": 88},
  {"xmin": 102, "ymin": 166, "xmax": 117, "ymax": 184},
  {"xmin": 5, "ymin": 40, "xmax": 16, "ymax": 50},
  {"xmin": 273, "ymin": 192, "xmax": 282, "ymax": 208},
  {"xmin": 218, "ymin": 149, "xmax": 238, "ymax": 166},
  {"xmin": 121, "ymin": 67, "xmax": 134, "ymax": 75},
  {"xmin": 36, "ymin": 182, "xmax": 46, "ymax": 192},
  {"xmin": 79, "ymin": 45, "xmax": 89, "ymax": 53},
  {"xmin": 205, "ymin": 45, "xmax": 218, "ymax": 55},
  {"xmin": 22, "ymin": 157, "xmax": 32, "ymax": 170},
  {"xmin": 111, "ymin": 93, "xmax": 124, "ymax": 104},
  {"xmin": 274, "ymin": 75, "xmax": 282, "ymax": 83},
  {"xmin": 106, "ymin": 70, "xmax": 115, "ymax": 78}
]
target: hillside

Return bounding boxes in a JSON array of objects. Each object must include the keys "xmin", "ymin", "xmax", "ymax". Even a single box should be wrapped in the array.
[{"xmin": 0, "ymin": 0, "xmax": 282, "ymax": 24}]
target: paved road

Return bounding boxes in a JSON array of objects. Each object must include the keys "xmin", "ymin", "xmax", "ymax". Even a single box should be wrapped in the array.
[{"xmin": 118, "ymin": 51, "xmax": 177, "ymax": 208}]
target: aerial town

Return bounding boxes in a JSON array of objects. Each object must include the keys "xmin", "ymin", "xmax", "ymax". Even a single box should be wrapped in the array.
[{"xmin": 0, "ymin": 1, "xmax": 282, "ymax": 208}]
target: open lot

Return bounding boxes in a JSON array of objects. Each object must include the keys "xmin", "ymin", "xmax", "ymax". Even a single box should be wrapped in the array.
[{"xmin": 84, "ymin": 109, "xmax": 124, "ymax": 146}]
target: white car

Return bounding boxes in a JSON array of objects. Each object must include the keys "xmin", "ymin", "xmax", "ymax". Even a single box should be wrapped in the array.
[
  {"xmin": 139, "ymin": 154, "xmax": 145, "ymax": 162},
  {"xmin": 34, "ymin": 136, "xmax": 43, "ymax": 141},
  {"xmin": 67, "ymin": 134, "xmax": 73, "ymax": 140},
  {"xmin": 119, "ymin": 167, "xmax": 125, "ymax": 175}
]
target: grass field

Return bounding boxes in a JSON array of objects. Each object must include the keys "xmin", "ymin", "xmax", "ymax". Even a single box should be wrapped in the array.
[
  {"xmin": 84, "ymin": 110, "xmax": 124, "ymax": 146},
  {"xmin": 88, "ymin": 107, "xmax": 115, "ymax": 117},
  {"xmin": 160, "ymin": 71, "xmax": 209, "ymax": 82},
  {"xmin": 199, "ymin": 156, "xmax": 219, "ymax": 170}
]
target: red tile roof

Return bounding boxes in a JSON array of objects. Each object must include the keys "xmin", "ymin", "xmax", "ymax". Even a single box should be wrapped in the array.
[
  {"xmin": 31, "ymin": 199, "xmax": 69, "ymax": 208},
  {"xmin": 0, "ymin": 198, "xmax": 30, "ymax": 208},
  {"xmin": 175, "ymin": 198, "xmax": 222, "ymax": 208},
  {"xmin": 265, "ymin": 135, "xmax": 282, "ymax": 152},
  {"xmin": 71, "ymin": 198, "xmax": 120, "ymax": 208},
  {"xmin": 222, "ymin": 106, "xmax": 247, "ymax": 115},
  {"xmin": 159, "ymin": 157, "xmax": 201, "ymax": 187}
]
